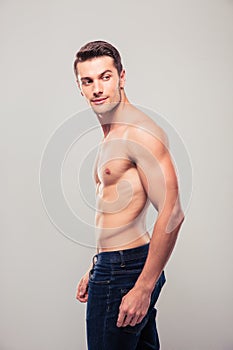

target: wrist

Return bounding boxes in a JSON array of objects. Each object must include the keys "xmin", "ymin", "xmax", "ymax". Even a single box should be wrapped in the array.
[{"xmin": 134, "ymin": 278, "xmax": 155, "ymax": 295}]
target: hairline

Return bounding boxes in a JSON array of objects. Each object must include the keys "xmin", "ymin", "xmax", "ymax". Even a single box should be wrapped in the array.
[
  {"xmin": 75, "ymin": 56, "xmax": 121, "ymax": 79},
  {"xmin": 74, "ymin": 56, "xmax": 122, "ymax": 78}
]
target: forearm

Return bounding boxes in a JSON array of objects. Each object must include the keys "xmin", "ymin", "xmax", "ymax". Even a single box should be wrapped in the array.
[{"xmin": 135, "ymin": 210, "xmax": 184, "ymax": 293}]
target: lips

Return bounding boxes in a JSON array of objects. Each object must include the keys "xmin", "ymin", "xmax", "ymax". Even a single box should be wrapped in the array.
[{"xmin": 91, "ymin": 97, "xmax": 108, "ymax": 105}]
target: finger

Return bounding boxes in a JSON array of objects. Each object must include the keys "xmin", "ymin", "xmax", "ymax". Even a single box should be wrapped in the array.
[
  {"xmin": 116, "ymin": 309, "xmax": 127, "ymax": 327},
  {"xmin": 122, "ymin": 314, "xmax": 134, "ymax": 327},
  {"xmin": 79, "ymin": 286, "xmax": 86, "ymax": 298},
  {"xmin": 76, "ymin": 285, "xmax": 82, "ymax": 299},
  {"xmin": 128, "ymin": 316, "xmax": 138, "ymax": 327},
  {"xmin": 76, "ymin": 281, "xmax": 88, "ymax": 301},
  {"xmin": 79, "ymin": 280, "xmax": 88, "ymax": 297},
  {"xmin": 76, "ymin": 288, "xmax": 88, "ymax": 302},
  {"xmin": 77, "ymin": 293, "xmax": 88, "ymax": 303},
  {"xmin": 136, "ymin": 314, "xmax": 144, "ymax": 324},
  {"xmin": 79, "ymin": 287, "xmax": 88, "ymax": 299}
]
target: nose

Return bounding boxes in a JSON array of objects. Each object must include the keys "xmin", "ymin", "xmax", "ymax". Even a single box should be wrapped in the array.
[{"xmin": 93, "ymin": 80, "xmax": 103, "ymax": 97}]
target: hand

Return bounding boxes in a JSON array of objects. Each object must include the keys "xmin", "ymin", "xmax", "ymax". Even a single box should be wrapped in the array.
[
  {"xmin": 75, "ymin": 270, "xmax": 90, "ymax": 303},
  {"xmin": 117, "ymin": 286, "xmax": 151, "ymax": 327}
]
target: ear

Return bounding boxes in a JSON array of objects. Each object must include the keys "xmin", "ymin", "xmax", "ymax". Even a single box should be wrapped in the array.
[{"xmin": 119, "ymin": 69, "xmax": 126, "ymax": 89}]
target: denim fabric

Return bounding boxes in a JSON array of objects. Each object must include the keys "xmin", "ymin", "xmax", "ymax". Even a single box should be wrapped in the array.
[{"xmin": 86, "ymin": 243, "xmax": 166, "ymax": 350}]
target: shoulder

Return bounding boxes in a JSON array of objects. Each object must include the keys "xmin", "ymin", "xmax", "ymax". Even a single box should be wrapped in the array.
[{"xmin": 123, "ymin": 111, "xmax": 169, "ymax": 161}]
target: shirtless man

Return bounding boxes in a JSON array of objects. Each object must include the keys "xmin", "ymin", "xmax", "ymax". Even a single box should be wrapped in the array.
[{"xmin": 74, "ymin": 41, "xmax": 184, "ymax": 350}]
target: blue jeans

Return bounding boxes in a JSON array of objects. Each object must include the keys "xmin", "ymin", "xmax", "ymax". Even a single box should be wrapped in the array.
[{"xmin": 86, "ymin": 243, "xmax": 166, "ymax": 350}]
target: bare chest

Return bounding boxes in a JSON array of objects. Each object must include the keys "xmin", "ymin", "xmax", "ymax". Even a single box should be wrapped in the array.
[{"xmin": 95, "ymin": 139, "xmax": 135, "ymax": 186}]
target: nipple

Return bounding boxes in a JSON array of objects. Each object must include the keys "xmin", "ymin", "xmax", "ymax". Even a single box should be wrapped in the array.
[{"xmin": 105, "ymin": 168, "xmax": 111, "ymax": 175}]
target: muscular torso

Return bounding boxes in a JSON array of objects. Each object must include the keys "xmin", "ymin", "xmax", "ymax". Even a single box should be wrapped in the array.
[{"xmin": 94, "ymin": 123, "xmax": 151, "ymax": 252}]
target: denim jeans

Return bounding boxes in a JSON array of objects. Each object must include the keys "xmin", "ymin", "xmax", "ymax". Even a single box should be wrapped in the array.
[{"xmin": 86, "ymin": 243, "xmax": 166, "ymax": 350}]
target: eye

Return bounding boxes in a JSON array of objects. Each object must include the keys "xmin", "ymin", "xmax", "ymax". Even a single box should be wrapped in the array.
[
  {"xmin": 102, "ymin": 75, "xmax": 111, "ymax": 81},
  {"xmin": 82, "ymin": 79, "xmax": 92, "ymax": 86}
]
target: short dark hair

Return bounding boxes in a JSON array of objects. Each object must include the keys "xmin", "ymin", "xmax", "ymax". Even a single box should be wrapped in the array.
[{"xmin": 73, "ymin": 40, "xmax": 123, "ymax": 77}]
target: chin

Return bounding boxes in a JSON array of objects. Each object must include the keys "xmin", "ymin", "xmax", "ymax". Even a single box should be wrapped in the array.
[{"xmin": 92, "ymin": 102, "xmax": 119, "ymax": 115}]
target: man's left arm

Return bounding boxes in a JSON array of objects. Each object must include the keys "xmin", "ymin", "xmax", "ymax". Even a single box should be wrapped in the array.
[{"xmin": 117, "ymin": 124, "xmax": 185, "ymax": 327}]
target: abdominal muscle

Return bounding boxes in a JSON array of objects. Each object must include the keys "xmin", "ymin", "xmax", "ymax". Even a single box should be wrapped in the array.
[{"xmin": 95, "ymin": 178, "xmax": 151, "ymax": 252}]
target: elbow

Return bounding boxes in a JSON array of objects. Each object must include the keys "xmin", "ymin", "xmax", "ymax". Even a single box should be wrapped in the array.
[
  {"xmin": 165, "ymin": 208, "xmax": 185, "ymax": 234},
  {"xmin": 175, "ymin": 208, "xmax": 185, "ymax": 229},
  {"xmin": 179, "ymin": 209, "xmax": 185, "ymax": 225}
]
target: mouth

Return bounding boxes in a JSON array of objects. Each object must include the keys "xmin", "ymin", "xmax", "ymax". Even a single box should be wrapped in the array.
[{"xmin": 91, "ymin": 97, "xmax": 108, "ymax": 105}]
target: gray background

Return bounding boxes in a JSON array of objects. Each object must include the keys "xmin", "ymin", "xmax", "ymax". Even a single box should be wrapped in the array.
[{"xmin": 1, "ymin": 0, "xmax": 233, "ymax": 349}]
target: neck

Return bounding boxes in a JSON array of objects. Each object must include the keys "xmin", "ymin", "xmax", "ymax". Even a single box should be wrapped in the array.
[{"xmin": 97, "ymin": 90, "xmax": 130, "ymax": 137}]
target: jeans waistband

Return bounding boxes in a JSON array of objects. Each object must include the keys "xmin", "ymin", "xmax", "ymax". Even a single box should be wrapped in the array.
[{"xmin": 93, "ymin": 243, "xmax": 150, "ymax": 267}]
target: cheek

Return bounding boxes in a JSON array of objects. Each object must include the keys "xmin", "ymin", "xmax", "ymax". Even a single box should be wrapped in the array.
[
  {"xmin": 81, "ymin": 88, "xmax": 91, "ymax": 98},
  {"xmin": 106, "ymin": 78, "xmax": 120, "ymax": 93},
  {"xmin": 108, "ymin": 83, "xmax": 120, "ymax": 96}
]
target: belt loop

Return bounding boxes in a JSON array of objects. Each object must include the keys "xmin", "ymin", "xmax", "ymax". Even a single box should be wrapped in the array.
[
  {"xmin": 89, "ymin": 254, "xmax": 98, "ymax": 280},
  {"xmin": 119, "ymin": 250, "xmax": 125, "ymax": 268},
  {"xmin": 92, "ymin": 254, "xmax": 98, "ymax": 268}
]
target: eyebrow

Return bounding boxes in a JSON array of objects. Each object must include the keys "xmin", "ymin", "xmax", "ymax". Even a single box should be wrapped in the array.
[{"xmin": 80, "ymin": 70, "xmax": 113, "ymax": 81}]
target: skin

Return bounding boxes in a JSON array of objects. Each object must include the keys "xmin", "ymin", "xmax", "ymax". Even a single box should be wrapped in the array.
[{"xmin": 75, "ymin": 56, "xmax": 184, "ymax": 328}]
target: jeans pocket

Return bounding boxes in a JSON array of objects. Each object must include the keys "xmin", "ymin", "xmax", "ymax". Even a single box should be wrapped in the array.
[
  {"xmin": 150, "ymin": 271, "xmax": 166, "ymax": 306},
  {"xmin": 119, "ymin": 286, "xmax": 149, "ymax": 335},
  {"xmin": 118, "ymin": 272, "xmax": 166, "ymax": 336},
  {"xmin": 89, "ymin": 268, "xmax": 111, "ymax": 285},
  {"xmin": 121, "ymin": 314, "xmax": 149, "ymax": 335}
]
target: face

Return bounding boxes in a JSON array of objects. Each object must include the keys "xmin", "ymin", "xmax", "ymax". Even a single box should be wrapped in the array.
[{"xmin": 76, "ymin": 56, "xmax": 125, "ymax": 115}]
